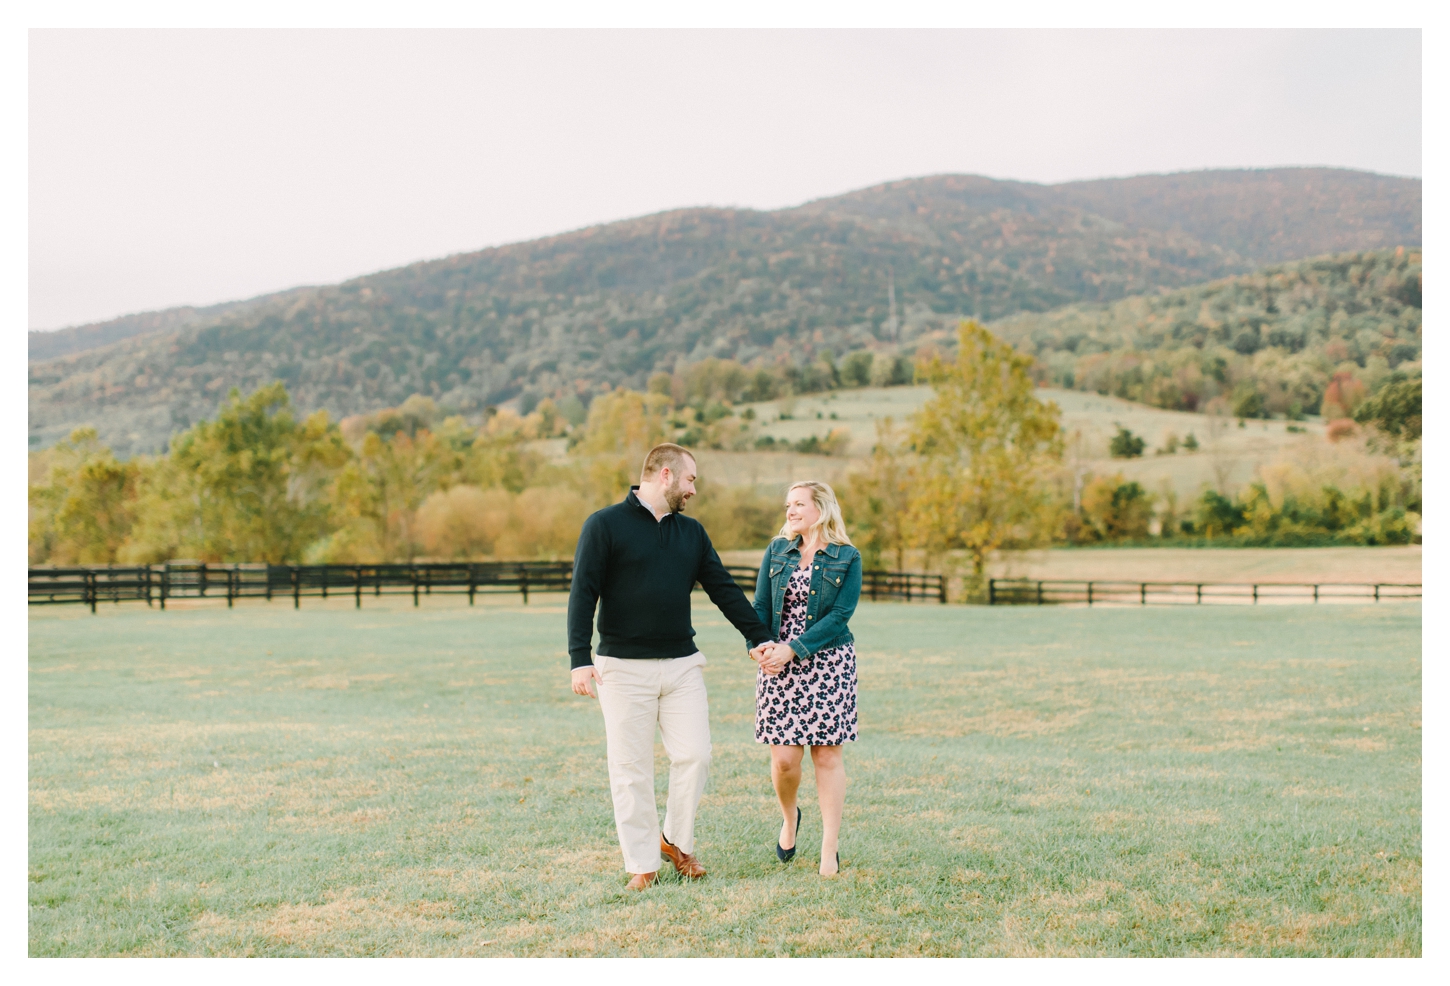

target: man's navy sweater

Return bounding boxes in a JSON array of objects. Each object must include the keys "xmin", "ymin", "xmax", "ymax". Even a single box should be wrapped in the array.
[{"xmin": 567, "ymin": 487, "xmax": 773, "ymax": 669}]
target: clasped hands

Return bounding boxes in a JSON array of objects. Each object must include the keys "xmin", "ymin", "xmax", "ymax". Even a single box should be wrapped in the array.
[{"xmin": 750, "ymin": 640, "xmax": 795, "ymax": 676}]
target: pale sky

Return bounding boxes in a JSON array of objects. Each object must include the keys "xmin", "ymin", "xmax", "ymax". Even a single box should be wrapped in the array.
[{"xmin": 29, "ymin": 28, "xmax": 1422, "ymax": 332}]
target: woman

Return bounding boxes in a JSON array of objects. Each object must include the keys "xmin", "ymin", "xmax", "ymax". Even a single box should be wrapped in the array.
[{"xmin": 750, "ymin": 481, "xmax": 862, "ymax": 877}]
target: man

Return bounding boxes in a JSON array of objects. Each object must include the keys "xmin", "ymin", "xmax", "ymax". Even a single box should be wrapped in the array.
[{"xmin": 568, "ymin": 442, "xmax": 774, "ymax": 890}]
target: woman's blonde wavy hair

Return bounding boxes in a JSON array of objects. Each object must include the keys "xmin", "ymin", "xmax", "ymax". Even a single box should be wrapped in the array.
[{"xmin": 777, "ymin": 480, "xmax": 853, "ymax": 547}]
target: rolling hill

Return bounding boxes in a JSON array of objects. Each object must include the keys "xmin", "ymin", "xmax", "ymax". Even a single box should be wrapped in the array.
[
  {"xmin": 993, "ymin": 248, "xmax": 1421, "ymax": 416},
  {"xmin": 29, "ymin": 167, "xmax": 1420, "ymax": 458}
]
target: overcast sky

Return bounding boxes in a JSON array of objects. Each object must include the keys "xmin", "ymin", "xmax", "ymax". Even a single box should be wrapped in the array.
[{"xmin": 28, "ymin": 28, "xmax": 1421, "ymax": 332}]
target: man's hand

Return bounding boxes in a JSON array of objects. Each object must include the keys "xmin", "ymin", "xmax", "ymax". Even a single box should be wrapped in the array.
[{"xmin": 572, "ymin": 665, "xmax": 601, "ymax": 698}]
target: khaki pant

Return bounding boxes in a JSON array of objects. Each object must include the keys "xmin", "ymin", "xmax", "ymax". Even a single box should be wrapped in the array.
[{"xmin": 595, "ymin": 652, "xmax": 712, "ymax": 874}]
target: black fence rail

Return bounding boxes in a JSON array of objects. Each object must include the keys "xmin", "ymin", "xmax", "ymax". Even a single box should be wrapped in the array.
[
  {"xmin": 862, "ymin": 569, "xmax": 947, "ymax": 603},
  {"xmin": 987, "ymin": 578, "xmax": 1422, "ymax": 606},
  {"xmin": 29, "ymin": 562, "xmax": 945, "ymax": 611},
  {"xmin": 29, "ymin": 562, "xmax": 575, "ymax": 611}
]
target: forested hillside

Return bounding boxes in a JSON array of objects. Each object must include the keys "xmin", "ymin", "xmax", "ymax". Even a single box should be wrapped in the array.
[
  {"xmin": 1050, "ymin": 167, "xmax": 1420, "ymax": 263},
  {"xmin": 29, "ymin": 168, "xmax": 1419, "ymax": 458},
  {"xmin": 26, "ymin": 288, "xmax": 314, "ymax": 362},
  {"xmin": 995, "ymin": 249, "xmax": 1421, "ymax": 419}
]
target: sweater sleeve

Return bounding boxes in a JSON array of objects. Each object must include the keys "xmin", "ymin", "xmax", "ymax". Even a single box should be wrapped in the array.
[
  {"xmin": 566, "ymin": 512, "xmax": 609, "ymax": 669},
  {"xmin": 696, "ymin": 532, "xmax": 773, "ymax": 649}
]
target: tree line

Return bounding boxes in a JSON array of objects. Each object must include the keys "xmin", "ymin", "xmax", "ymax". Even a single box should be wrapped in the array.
[{"xmin": 30, "ymin": 323, "xmax": 1421, "ymax": 592}]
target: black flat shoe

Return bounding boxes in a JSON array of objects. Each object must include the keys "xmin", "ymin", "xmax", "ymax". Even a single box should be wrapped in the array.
[{"xmin": 776, "ymin": 807, "xmax": 802, "ymax": 863}]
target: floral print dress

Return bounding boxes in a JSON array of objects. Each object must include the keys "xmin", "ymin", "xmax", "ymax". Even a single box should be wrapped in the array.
[{"xmin": 755, "ymin": 565, "xmax": 858, "ymax": 746}]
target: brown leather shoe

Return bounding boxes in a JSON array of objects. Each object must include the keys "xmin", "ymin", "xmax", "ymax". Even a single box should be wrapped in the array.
[
  {"xmin": 625, "ymin": 871, "xmax": 657, "ymax": 891},
  {"xmin": 661, "ymin": 836, "xmax": 706, "ymax": 880}
]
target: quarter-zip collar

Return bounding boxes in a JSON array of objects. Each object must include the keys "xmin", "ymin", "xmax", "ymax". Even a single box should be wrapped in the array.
[
  {"xmin": 626, "ymin": 486, "xmax": 652, "ymax": 517},
  {"xmin": 627, "ymin": 485, "xmax": 675, "ymax": 544},
  {"xmin": 627, "ymin": 485, "xmax": 674, "ymax": 523}
]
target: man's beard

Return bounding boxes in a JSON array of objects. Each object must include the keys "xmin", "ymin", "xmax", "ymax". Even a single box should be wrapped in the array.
[{"xmin": 663, "ymin": 478, "xmax": 689, "ymax": 513}]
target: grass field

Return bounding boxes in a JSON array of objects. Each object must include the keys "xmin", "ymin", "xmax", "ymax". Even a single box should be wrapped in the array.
[
  {"xmin": 729, "ymin": 385, "xmax": 1335, "ymax": 498},
  {"xmin": 29, "ymin": 595, "xmax": 1421, "ymax": 956}
]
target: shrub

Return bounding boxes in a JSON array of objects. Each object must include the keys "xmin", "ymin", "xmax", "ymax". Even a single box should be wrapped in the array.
[
  {"xmin": 1232, "ymin": 388, "xmax": 1266, "ymax": 419},
  {"xmin": 1078, "ymin": 475, "xmax": 1152, "ymax": 541},
  {"xmin": 415, "ymin": 485, "xmax": 511, "ymax": 559},
  {"xmin": 1192, "ymin": 490, "xmax": 1246, "ymax": 539},
  {"xmin": 1108, "ymin": 426, "xmax": 1145, "ymax": 458}
]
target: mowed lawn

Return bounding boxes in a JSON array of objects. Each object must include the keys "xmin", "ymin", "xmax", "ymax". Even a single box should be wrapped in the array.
[{"xmin": 29, "ymin": 595, "xmax": 1421, "ymax": 956}]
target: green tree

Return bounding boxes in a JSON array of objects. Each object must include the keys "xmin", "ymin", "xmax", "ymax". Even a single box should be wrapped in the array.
[
  {"xmin": 168, "ymin": 383, "xmax": 345, "ymax": 563},
  {"xmin": 28, "ymin": 427, "xmax": 138, "ymax": 564},
  {"xmin": 115, "ymin": 455, "xmax": 196, "ymax": 564},
  {"xmin": 839, "ymin": 350, "xmax": 874, "ymax": 388},
  {"xmin": 1354, "ymin": 377, "xmax": 1421, "ymax": 441},
  {"xmin": 908, "ymin": 321, "xmax": 1064, "ymax": 592}
]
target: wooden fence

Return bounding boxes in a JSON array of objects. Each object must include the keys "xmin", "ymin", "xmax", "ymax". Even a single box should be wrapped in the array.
[
  {"xmin": 28, "ymin": 562, "xmax": 575, "ymax": 611},
  {"xmin": 29, "ymin": 562, "xmax": 946, "ymax": 611},
  {"xmin": 987, "ymin": 578, "xmax": 1422, "ymax": 606},
  {"xmin": 862, "ymin": 569, "xmax": 947, "ymax": 603}
]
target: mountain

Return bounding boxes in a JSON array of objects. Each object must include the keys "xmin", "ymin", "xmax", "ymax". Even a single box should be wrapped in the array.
[
  {"xmin": 1050, "ymin": 167, "xmax": 1421, "ymax": 263},
  {"xmin": 26, "ymin": 288, "xmax": 317, "ymax": 363},
  {"xmin": 28, "ymin": 168, "xmax": 1420, "ymax": 458}
]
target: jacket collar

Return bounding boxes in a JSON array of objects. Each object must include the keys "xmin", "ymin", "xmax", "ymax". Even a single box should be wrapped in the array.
[{"xmin": 781, "ymin": 536, "xmax": 843, "ymax": 559}]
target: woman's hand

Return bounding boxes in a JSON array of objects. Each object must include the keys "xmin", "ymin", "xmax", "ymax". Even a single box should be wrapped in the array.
[{"xmin": 758, "ymin": 642, "xmax": 795, "ymax": 676}]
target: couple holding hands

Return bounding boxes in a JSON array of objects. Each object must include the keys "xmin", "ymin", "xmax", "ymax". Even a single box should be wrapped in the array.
[{"xmin": 567, "ymin": 443, "xmax": 860, "ymax": 889}]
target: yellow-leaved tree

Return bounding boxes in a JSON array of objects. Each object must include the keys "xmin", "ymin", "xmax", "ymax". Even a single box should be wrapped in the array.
[
  {"xmin": 909, "ymin": 321, "xmax": 1064, "ymax": 597},
  {"xmin": 326, "ymin": 427, "xmax": 456, "ymax": 563},
  {"xmin": 569, "ymin": 388, "xmax": 673, "ymax": 503},
  {"xmin": 842, "ymin": 418, "xmax": 916, "ymax": 572}
]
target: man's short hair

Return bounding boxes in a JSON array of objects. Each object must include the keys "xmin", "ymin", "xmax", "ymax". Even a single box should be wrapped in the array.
[{"xmin": 641, "ymin": 443, "xmax": 695, "ymax": 482}]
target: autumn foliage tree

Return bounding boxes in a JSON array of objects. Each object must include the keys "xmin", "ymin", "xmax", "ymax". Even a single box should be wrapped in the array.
[
  {"xmin": 569, "ymin": 388, "xmax": 674, "ymax": 502},
  {"xmin": 842, "ymin": 418, "xmax": 916, "ymax": 571},
  {"xmin": 908, "ymin": 321, "xmax": 1064, "ymax": 593}
]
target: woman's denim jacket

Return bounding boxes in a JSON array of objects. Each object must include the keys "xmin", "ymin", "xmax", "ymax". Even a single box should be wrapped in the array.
[{"xmin": 752, "ymin": 537, "xmax": 862, "ymax": 660}]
